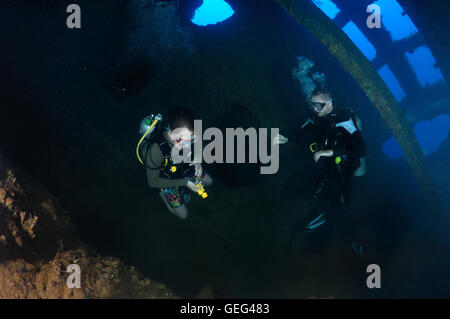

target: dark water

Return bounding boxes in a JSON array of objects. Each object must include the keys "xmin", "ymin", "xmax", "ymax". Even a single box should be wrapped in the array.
[{"xmin": 0, "ymin": 0, "xmax": 448, "ymax": 298}]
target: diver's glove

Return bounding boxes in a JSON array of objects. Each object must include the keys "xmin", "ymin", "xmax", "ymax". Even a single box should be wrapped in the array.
[
  {"xmin": 273, "ymin": 134, "xmax": 288, "ymax": 145},
  {"xmin": 193, "ymin": 163, "xmax": 203, "ymax": 177},
  {"xmin": 187, "ymin": 180, "xmax": 202, "ymax": 193},
  {"xmin": 187, "ymin": 180, "xmax": 208, "ymax": 199},
  {"xmin": 313, "ymin": 149, "xmax": 334, "ymax": 162}
]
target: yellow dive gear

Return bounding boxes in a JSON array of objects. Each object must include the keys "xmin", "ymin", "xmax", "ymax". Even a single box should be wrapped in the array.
[{"xmin": 196, "ymin": 183, "xmax": 208, "ymax": 199}]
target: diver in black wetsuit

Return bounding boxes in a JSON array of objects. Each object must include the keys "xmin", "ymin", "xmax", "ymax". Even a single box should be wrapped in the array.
[
  {"xmin": 308, "ymin": 89, "xmax": 366, "ymax": 208},
  {"xmin": 275, "ymin": 88, "xmax": 366, "ymax": 255}
]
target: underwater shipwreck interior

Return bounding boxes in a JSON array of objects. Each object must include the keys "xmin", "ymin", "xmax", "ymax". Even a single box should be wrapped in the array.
[{"xmin": 0, "ymin": 0, "xmax": 448, "ymax": 299}]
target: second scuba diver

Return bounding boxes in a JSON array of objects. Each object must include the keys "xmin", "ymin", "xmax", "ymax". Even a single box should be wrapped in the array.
[
  {"xmin": 137, "ymin": 106, "xmax": 213, "ymax": 219},
  {"xmin": 275, "ymin": 88, "xmax": 366, "ymax": 255}
]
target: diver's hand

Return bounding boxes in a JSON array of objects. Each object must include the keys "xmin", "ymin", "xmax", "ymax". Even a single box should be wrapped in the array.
[
  {"xmin": 314, "ymin": 149, "xmax": 333, "ymax": 162},
  {"xmin": 273, "ymin": 134, "xmax": 288, "ymax": 145},
  {"xmin": 194, "ymin": 163, "xmax": 203, "ymax": 177},
  {"xmin": 189, "ymin": 163, "xmax": 203, "ymax": 177},
  {"xmin": 186, "ymin": 180, "xmax": 201, "ymax": 193}
]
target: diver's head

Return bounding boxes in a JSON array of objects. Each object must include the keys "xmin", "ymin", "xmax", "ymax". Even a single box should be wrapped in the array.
[
  {"xmin": 310, "ymin": 88, "xmax": 333, "ymax": 117},
  {"xmin": 167, "ymin": 106, "xmax": 197, "ymax": 147}
]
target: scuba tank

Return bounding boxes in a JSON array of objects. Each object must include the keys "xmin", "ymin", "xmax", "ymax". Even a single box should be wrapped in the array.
[
  {"xmin": 139, "ymin": 114, "xmax": 162, "ymax": 137},
  {"xmin": 136, "ymin": 113, "xmax": 163, "ymax": 165}
]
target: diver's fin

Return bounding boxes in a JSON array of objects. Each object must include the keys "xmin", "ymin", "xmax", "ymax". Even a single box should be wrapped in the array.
[
  {"xmin": 307, "ymin": 213, "xmax": 324, "ymax": 226},
  {"xmin": 307, "ymin": 219, "xmax": 326, "ymax": 230},
  {"xmin": 306, "ymin": 213, "xmax": 326, "ymax": 231}
]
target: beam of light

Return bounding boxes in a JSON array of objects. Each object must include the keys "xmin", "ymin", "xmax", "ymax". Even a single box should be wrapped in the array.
[{"xmin": 191, "ymin": 0, "xmax": 235, "ymax": 26}]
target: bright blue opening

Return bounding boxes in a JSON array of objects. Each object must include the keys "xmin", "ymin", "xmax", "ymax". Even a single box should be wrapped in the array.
[
  {"xmin": 405, "ymin": 45, "xmax": 445, "ymax": 87},
  {"xmin": 382, "ymin": 114, "xmax": 450, "ymax": 159},
  {"xmin": 342, "ymin": 21, "xmax": 377, "ymax": 61},
  {"xmin": 312, "ymin": 0, "xmax": 340, "ymax": 20},
  {"xmin": 374, "ymin": 0, "xmax": 418, "ymax": 41},
  {"xmin": 191, "ymin": 0, "xmax": 235, "ymax": 26},
  {"xmin": 377, "ymin": 65, "xmax": 406, "ymax": 102}
]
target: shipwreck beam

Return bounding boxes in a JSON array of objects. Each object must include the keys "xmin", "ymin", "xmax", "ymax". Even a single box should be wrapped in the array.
[{"xmin": 273, "ymin": 0, "xmax": 436, "ymax": 206}]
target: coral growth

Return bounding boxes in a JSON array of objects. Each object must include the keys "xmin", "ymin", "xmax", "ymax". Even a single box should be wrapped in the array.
[
  {"xmin": 0, "ymin": 154, "xmax": 176, "ymax": 299},
  {"xmin": 0, "ymin": 250, "xmax": 176, "ymax": 299}
]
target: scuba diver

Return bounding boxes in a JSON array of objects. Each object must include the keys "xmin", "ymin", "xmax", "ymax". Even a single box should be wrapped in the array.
[
  {"xmin": 275, "ymin": 88, "xmax": 366, "ymax": 256},
  {"xmin": 136, "ymin": 106, "xmax": 213, "ymax": 219}
]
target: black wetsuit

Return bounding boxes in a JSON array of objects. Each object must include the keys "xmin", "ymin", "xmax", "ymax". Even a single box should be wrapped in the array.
[
  {"xmin": 311, "ymin": 107, "xmax": 365, "ymax": 208},
  {"xmin": 289, "ymin": 106, "xmax": 365, "ymax": 251}
]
